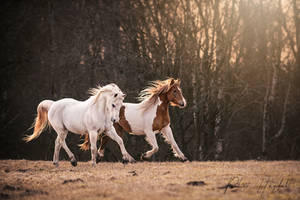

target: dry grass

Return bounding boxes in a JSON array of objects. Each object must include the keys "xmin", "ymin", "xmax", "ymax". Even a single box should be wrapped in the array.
[{"xmin": 0, "ymin": 160, "xmax": 299, "ymax": 200}]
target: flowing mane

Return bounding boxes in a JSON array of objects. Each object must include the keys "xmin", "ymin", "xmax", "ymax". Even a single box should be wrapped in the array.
[
  {"xmin": 138, "ymin": 78, "xmax": 180, "ymax": 110},
  {"xmin": 89, "ymin": 83, "xmax": 121, "ymax": 104},
  {"xmin": 88, "ymin": 85, "xmax": 102, "ymax": 96}
]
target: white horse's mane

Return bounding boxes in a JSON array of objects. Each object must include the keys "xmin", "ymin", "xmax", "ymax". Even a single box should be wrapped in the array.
[
  {"xmin": 89, "ymin": 83, "xmax": 123, "ymax": 104},
  {"xmin": 89, "ymin": 83, "xmax": 120, "ymax": 96}
]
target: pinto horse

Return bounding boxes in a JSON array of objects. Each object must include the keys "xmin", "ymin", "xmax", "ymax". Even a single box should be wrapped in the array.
[
  {"xmin": 80, "ymin": 78, "xmax": 188, "ymax": 161},
  {"xmin": 24, "ymin": 83, "xmax": 135, "ymax": 166}
]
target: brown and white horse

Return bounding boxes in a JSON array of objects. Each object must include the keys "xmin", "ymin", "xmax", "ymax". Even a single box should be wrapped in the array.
[{"xmin": 80, "ymin": 78, "xmax": 188, "ymax": 161}]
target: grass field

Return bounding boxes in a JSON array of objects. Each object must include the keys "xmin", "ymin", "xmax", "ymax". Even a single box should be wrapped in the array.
[{"xmin": 0, "ymin": 160, "xmax": 299, "ymax": 200}]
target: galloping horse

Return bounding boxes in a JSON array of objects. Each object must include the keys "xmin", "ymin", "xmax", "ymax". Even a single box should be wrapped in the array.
[
  {"xmin": 24, "ymin": 83, "xmax": 135, "ymax": 166},
  {"xmin": 80, "ymin": 78, "xmax": 188, "ymax": 161}
]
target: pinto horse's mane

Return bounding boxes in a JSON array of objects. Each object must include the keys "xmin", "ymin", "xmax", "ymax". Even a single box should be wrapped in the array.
[{"xmin": 138, "ymin": 78, "xmax": 180, "ymax": 110}]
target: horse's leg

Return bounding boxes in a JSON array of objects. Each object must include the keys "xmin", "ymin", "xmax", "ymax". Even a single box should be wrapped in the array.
[
  {"xmin": 89, "ymin": 130, "xmax": 98, "ymax": 166},
  {"xmin": 142, "ymin": 131, "xmax": 159, "ymax": 160},
  {"xmin": 53, "ymin": 136, "xmax": 62, "ymax": 167},
  {"xmin": 61, "ymin": 138, "xmax": 77, "ymax": 167},
  {"xmin": 161, "ymin": 125, "xmax": 187, "ymax": 161},
  {"xmin": 52, "ymin": 129, "xmax": 67, "ymax": 167},
  {"xmin": 98, "ymin": 124, "xmax": 124, "ymax": 159},
  {"xmin": 105, "ymin": 128, "xmax": 135, "ymax": 163},
  {"xmin": 98, "ymin": 134, "xmax": 109, "ymax": 159}
]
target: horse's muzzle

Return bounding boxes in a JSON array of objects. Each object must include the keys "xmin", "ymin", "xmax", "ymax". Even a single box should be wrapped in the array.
[
  {"xmin": 178, "ymin": 101, "xmax": 186, "ymax": 108},
  {"xmin": 111, "ymin": 118, "xmax": 117, "ymax": 123},
  {"xmin": 179, "ymin": 98, "xmax": 187, "ymax": 108}
]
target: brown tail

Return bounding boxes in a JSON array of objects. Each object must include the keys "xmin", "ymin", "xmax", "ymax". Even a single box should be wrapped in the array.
[
  {"xmin": 23, "ymin": 100, "xmax": 54, "ymax": 142},
  {"xmin": 79, "ymin": 134, "xmax": 90, "ymax": 151}
]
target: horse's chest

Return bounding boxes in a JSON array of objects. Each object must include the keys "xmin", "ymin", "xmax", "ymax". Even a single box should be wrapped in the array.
[
  {"xmin": 118, "ymin": 106, "xmax": 132, "ymax": 133},
  {"xmin": 152, "ymin": 104, "xmax": 170, "ymax": 131}
]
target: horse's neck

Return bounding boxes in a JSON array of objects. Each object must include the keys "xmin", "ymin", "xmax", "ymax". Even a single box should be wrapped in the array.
[
  {"xmin": 89, "ymin": 95, "xmax": 108, "ymax": 119},
  {"xmin": 158, "ymin": 93, "xmax": 170, "ymax": 111},
  {"xmin": 138, "ymin": 93, "xmax": 169, "ymax": 113},
  {"xmin": 143, "ymin": 93, "xmax": 170, "ymax": 111}
]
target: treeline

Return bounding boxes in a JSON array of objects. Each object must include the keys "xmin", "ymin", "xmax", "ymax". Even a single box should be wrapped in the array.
[{"xmin": 1, "ymin": 0, "xmax": 299, "ymax": 161}]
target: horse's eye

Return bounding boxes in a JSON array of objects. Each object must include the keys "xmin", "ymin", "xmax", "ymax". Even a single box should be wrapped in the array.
[
  {"xmin": 112, "ymin": 104, "xmax": 116, "ymax": 108},
  {"xmin": 114, "ymin": 93, "xmax": 118, "ymax": 97}
]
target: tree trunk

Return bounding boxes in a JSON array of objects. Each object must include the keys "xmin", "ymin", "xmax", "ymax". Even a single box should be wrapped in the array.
[
  {"xmin": 48, "ymin": 0, "xmax": 58, "ymax": 99},
  {"xmin": 262, "ymin": 62, "xmax": 279, "ymax": 155},
  {"xmin": 214, "ymin": 0, "xmax": 223, "ymax": 160},
  {"xmin": 273, "ymin": 81, "xmax": 291, "ymax": 139},
  {"xmin": 292, "ymin": 0, "xmax": 300, "ymax": 93},
  {"xmin": 192, "ymin": 66, "xmax": 199, "ymax": 160}
]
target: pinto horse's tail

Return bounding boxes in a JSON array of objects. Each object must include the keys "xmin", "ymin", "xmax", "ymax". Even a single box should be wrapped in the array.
[
  {"xmin": 79, "ymin": 134, "xmax": 90, "ymax": 151},
  {"xmin": 23, "ymin": 100, "xmax": 54, "ymax": 142}
]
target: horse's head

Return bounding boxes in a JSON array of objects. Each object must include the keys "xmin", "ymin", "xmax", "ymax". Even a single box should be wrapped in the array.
[
  {"xmin": 166, "ymin": 79, "xmax": 186, "ymax": 108},
  {"xmin": 90, "ymin": 83, "xmax": 125, "ymax": 123},
  {"xmin": 105, "ymin": 84, "xmax": 126, "ymax": 123}
]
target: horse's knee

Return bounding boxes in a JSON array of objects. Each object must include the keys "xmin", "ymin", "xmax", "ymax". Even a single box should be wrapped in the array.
[
  {"xmin": 117, "ymin": 139, "xmax": 124, "ymax": 147},
  {"xmin": 91, "ymin": 146, "xmax": 97, "ymax": 155},
  {"xmin": 55, "ymin": 136, "xmax": 65, "ymax": 145},
  {"xmin": 98, "ymin": 149, "xmax": 105, "ymax": 157}
]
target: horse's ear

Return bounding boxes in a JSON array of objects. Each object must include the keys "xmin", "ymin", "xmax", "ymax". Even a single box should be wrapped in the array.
[{"xmin": 177, "ymin": 79, "xmax": 181, "ymax": 85}]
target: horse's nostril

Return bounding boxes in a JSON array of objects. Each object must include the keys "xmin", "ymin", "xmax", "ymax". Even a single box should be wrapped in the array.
[{"xmin": 180, "ymin": 103, "xmax": 184, "ymax": 107}]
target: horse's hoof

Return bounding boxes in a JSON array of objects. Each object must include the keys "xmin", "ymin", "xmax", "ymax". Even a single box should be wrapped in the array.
[
  {"xmin": 181, "ymin": 157, "xmax": 189, "ymax": 162},
  {"xmin": 140, "ymin": 154, "xmax": 144, "ymax": 161},
  {"xmin": 96, "ymin": 155, "xmax": 102, "ymax": 164},
  {"xmin": 122, "ymin": 159, "xmax": 129, "ymax": 165},
  {"xmin": 53, "ymin": 162, "xmax": 59, "ymax": 167},
  {"xmin": 140, "ymin": 153, "xmax": 150, "ymax": 161},
  {"xmin": 71, "ymin": 160, "xmax": 77, "ymax": 167}
]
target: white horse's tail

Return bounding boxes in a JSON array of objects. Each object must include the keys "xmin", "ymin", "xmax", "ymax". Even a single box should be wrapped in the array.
[{"xmin": 24, "ymin": 100, "xmax": 54, "ymax": 142}]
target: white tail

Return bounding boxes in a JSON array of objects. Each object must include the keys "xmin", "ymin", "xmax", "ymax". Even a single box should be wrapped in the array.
[{"xmin": 23, "ymin": 100, "xmax": 54, "ymax": 142}]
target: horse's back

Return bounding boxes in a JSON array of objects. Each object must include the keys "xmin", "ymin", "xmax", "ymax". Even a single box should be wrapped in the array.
[
  {"xmin": 48, "ymin": 98, "xmax": 85, "ymax": 130},
  {"xmin": 50, "ymin": 98, "xmax": 80, "ymax": 113},
  {"xmin": 56, "ymin": 98, "xmax": 80, "ymax": 105}
]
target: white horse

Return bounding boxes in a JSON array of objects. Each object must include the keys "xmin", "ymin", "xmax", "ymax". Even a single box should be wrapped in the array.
[
  {"xmin": 81, "ymin": 78, "xmax": 188, "ymax": 161},
  {"xmin": 24, "ymin": 83, "xmax": 135, "ymax": 166}
]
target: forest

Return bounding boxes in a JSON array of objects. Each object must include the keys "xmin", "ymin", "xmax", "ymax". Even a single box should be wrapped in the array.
[{"xmin": 1, "ymin": 0, "xmax": 299, "ymax": 161}]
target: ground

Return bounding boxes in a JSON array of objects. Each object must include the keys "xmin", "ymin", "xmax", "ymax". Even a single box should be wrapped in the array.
[{"xmin": 0, "ymin": 160, "xmax": 299, "ymax": 200}]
